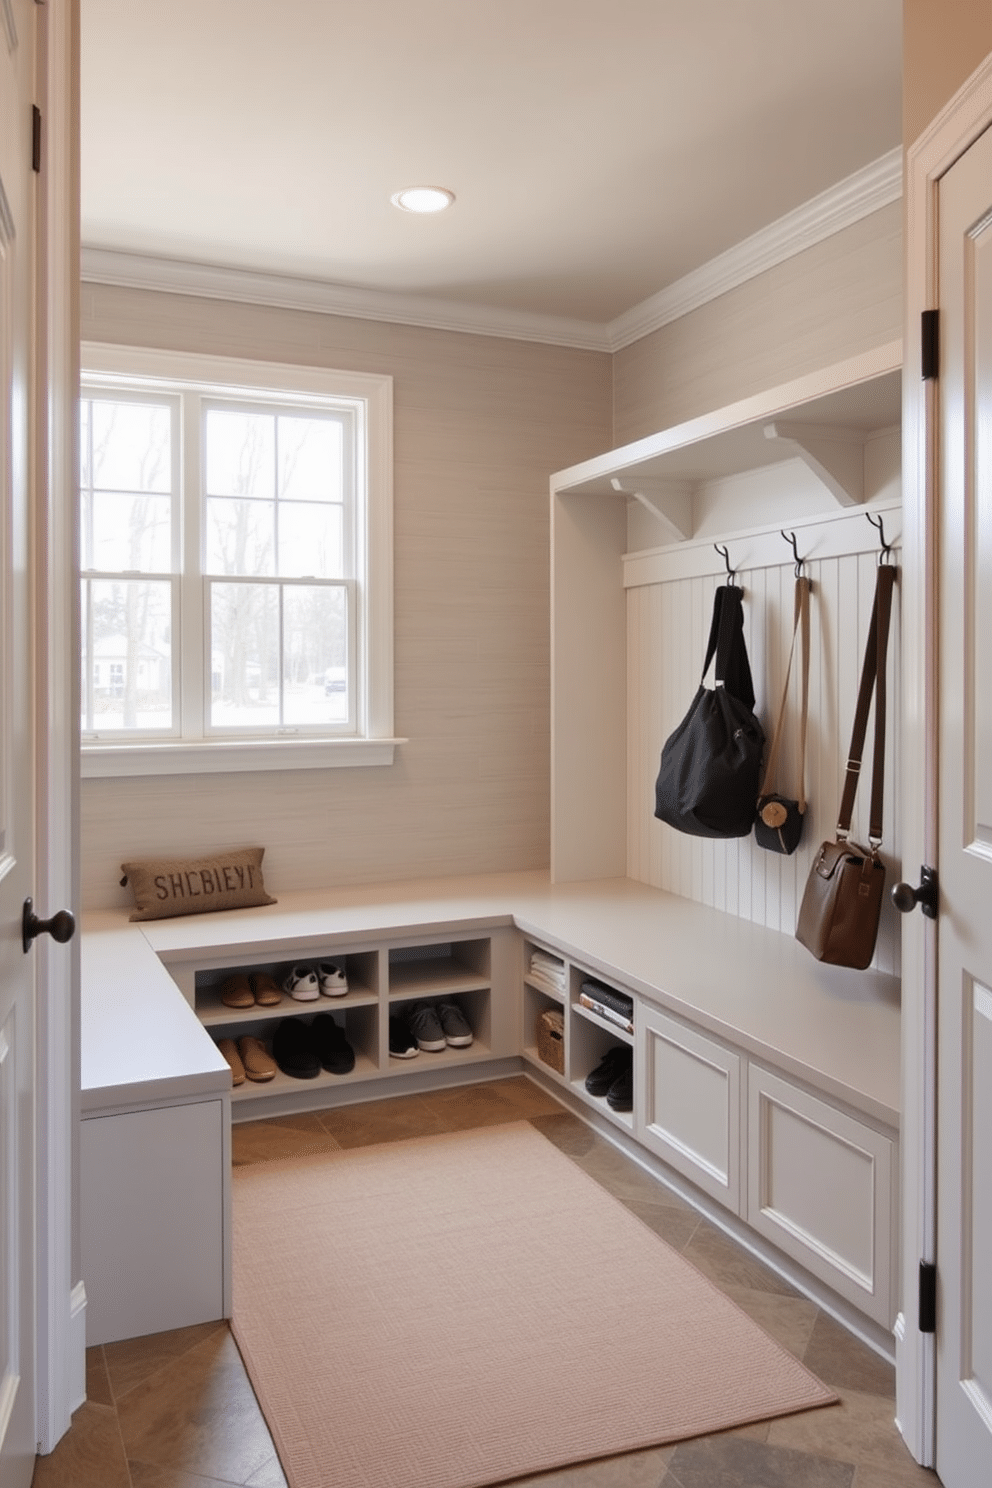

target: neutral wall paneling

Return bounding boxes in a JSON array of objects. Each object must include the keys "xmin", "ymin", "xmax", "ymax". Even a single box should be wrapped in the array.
[
  {"xmin": 612, "ymin": 204, "xmax": 902, "ymax": 447},
  {"xmin": 903, "ymin": 1, "xmax": 992, "ymax": 144},
  {"xmin": 550, "ymin": 491, "xmax": 628, "ymax": 882},
  {"xmin": 80, "ymin": 286, "xmax": 612, "ymax": 909},
  {"xmin": 626, "ymin": 525, "xmax": 902, "ymax": 975}
]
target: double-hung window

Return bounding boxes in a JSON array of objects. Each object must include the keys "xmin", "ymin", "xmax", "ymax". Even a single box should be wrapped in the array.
[{"xmin": 80, "ymin": 347, "xmax": 395, "ymax": 776}]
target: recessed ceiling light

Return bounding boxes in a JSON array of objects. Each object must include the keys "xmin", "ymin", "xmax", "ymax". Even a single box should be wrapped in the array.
[{"xmin": 391, "ymin": 186, "xmax": 455, "ymax": 214}]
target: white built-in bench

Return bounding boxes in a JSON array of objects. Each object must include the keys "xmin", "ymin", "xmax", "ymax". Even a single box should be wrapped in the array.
[{"xmin": 80, "ymin": 870, "xmax": 900, "ymax": 1350}]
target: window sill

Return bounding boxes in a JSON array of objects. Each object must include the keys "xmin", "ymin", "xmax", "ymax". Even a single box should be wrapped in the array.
[{"xmin": 80, "ymin": 736, "xmax": 407, "ymax": 778}]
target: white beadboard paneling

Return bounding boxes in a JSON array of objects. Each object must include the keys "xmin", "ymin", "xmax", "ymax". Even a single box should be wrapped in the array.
[{"xmin": 629, "ymin": 533, "xmax": 902, "ymax": 975}]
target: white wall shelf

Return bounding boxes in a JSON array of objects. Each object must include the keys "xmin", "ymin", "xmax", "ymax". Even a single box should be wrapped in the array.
[{"xmin": 552, "ymin": 342, "xmax": 901, "ymax": 515}]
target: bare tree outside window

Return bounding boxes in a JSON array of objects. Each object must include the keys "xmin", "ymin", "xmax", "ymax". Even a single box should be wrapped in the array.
[
  {"xmin": 204, "ymin": 406, "xmax": 348, "ymax": 729},
  {"xmin": 80, "ymin": 397, "xmax": 174, "ymax": 731}
]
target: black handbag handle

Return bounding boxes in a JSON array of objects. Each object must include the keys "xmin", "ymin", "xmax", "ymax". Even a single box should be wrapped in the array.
[
  {"xmin": 700, "ymin": 585, "xmax": 755, "ymax": 710},
  {"xmin": 837, "ymin": 563, "xmax": 896, "ymax": 848}
]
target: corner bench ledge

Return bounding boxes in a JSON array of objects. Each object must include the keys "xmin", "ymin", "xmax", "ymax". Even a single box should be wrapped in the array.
[{"xmin": 81, "ymin": 870, "xmax": 900, "ymax": 1127}]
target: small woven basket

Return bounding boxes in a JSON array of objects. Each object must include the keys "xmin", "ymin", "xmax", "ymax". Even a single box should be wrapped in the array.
[{"xmin": 536, "ymin": 1007, "xmax": 565, "ymax": 1074}]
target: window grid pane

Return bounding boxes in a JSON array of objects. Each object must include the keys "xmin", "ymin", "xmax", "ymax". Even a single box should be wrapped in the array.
[
  {"xmin": 208, "ymin": 579, "xmax": 351, "ymax": 733},
  {"xmin": 80, "ymin": 395, "xmax": 176, "ymax": 574},
  {"xmin": 81, "ymin": 577, "xmax": 174, "ymax": 734},
  {"xmin": 204, "ymin": 403, "xmax": 348, "ymax": 582}
]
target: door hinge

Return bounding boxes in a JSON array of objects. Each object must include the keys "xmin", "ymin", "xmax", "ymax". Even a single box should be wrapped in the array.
[
  {"xmin": 31, "ymin": 105, "xmax": 41, "ymax": 173},
  {"xmin": 921, "ymin": 309, "xmax": 939, "ymax": 380},
  {"xmin": 919, "ymin": 1260, "xmax": 937, "ymax": 1333}
]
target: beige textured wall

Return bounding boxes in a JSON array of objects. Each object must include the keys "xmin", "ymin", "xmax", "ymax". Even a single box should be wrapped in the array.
[
  {"xmin": 80, "ymin": 285, "xmax": 611, "ymax": 909},
  {"xmin": 611, "ymin": 202, "xmax": 902, "ymax": 446},
  {"xmin": 903, "ymin": 0, "xmax": 992, "ymax": 145}
]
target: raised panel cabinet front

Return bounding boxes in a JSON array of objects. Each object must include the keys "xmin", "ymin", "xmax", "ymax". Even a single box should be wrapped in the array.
[
  {"xmin": 747, "ymin": 1066, "xmax": 894, "ymax": 1327},
  {"xmin": 636, "ymin": 1005, "xmax": 741, "ymax": 1211}
]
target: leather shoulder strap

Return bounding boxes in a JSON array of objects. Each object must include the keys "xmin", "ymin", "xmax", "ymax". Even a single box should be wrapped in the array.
[
  {"xmin": 759, "ymin": 576, "xmax": 810, "ymax": 805},
  {"xmin": 836, "ymin": 563, "xmax": 896, "ymax": 844}
]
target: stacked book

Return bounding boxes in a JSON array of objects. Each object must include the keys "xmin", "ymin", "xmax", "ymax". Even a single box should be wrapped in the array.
[
  {"xmin": 529, "ymin": 949, "xmax": 566, "ymax": 998},
  {"xmin": 578, "ymin": 979, "xmax": 634, "ymax": 1035}
]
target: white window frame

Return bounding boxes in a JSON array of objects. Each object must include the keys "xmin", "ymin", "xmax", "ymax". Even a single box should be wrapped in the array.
[{"xmin": 80, "ymin": 344, "xmax": 400, "ymax": 777}]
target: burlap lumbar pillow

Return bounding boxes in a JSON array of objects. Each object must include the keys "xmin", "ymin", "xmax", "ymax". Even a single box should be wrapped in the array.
[{"xmin": 120, "ymin": 847, "xmax": 276, "ymax": 922}]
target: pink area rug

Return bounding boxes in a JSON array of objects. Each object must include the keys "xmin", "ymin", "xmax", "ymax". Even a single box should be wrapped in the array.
[{"xmin": 232, "ymin": 1122, "xmax": 835, "ymax": 1488}]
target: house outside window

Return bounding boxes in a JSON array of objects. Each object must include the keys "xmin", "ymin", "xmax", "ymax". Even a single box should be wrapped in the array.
[{"xmin": 79, "ymin": 347, "xmax": 397, "ymax": 777}]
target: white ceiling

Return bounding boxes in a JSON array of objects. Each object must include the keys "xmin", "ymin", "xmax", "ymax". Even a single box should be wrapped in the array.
[{"xmin": 80, "ymin": 1, "xmax": 902, "ymax": 328}]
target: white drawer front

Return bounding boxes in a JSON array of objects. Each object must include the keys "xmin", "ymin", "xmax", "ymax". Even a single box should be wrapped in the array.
[
  {"xmin": 637, "ymin": 1006, "xmax": 740, "ymax": 1211},
  {"xmin": 747, "ymin": 1067, "xmax": 894, "ymax": 1326}
]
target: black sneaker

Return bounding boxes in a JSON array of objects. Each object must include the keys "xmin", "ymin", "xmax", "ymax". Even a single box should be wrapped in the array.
[
  {"xmin": 436, "ymin": 1001, "xmax": 473, "ymax": 1047},
  {"xmin": 311, "ymin": 1012, "xmax": 355, "ymax": 1075},
  {"xmin": 272, "ymin": 1018, "xmax": 321, "ymax": 1079},
  {"xmin": 407, "ymin": 1001, "xmax": 447, "ymax": 1052},
  {"xmin": 584, "ymin": 1044, "xmax": 632, "ymax": 1098},
  {"xmin": 606, "ymin": 1059, "xmax": 634, "ymax": 1112},
  {"xmin": 389, "ymin": 1014, "xmax": 419, "ymax": 1059}
]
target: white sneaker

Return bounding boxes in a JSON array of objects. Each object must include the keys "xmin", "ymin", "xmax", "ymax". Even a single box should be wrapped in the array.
[
  {"xmin": 283, "ymin": 964, "xmax": 319, "ymax": 1001},
  {"xmin": 317, "ymin": 961, "xmax": 348, "ymax": 997}
]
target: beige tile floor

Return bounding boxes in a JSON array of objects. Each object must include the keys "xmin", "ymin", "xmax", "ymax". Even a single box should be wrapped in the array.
[{"xmin": 33, "ymin": 1076, "xmax": 940, "ymax": 1488}]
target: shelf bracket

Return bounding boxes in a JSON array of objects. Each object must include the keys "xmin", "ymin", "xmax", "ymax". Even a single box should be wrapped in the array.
[
  {"xmin": 763, "ymin": 420, "xmax": 867, "ymax": 506},
  {"xmin": 610, "ymin": 477, "xmax": 693, "ymax": 541}
]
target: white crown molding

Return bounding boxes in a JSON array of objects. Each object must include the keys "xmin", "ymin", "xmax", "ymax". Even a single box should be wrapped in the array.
[
  {"xmin": 609, "ymin": 150, "xmax": 904, "ymax": 351},
  {"xmin": 608, "ymin": 147, "xmax": 903, "ymax": 351},
  {"xmin": 79, "ymin": 247, "xmax": 614, "ymax": 352},
  {"xmin": 81, "ymin": 148, "xmax": 903, "ymax": 354}
]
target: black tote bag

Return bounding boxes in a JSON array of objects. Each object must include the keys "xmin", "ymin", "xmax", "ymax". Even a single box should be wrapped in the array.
[{"xmin": 654, "ymin": 585, "xmax": 765, "ymax": 839}]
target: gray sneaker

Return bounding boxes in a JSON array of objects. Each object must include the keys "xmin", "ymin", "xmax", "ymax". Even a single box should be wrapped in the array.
[
  {"xmin": 407, "ymin": 1001, "xmax": 446, "ymax": 1052},
  {"xmin": 437, "ymin": 1001, "xmax": 473, "ymax": 1047}
]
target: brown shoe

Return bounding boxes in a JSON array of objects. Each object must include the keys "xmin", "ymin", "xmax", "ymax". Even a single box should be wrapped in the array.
[
  {"xmin": 220, "ymin": 973, "xmax": 254, "ymax": 1008},
  {"xmin": 250, "ymin": 972, "xmax": 282, "ymax": 1007},
  {"xmin": 239, "ymin": 1036, "xmax": 278, "ymax": 1082},
  {"xmin": 217, "ymin": 1037, "xmax": 246, "ymax": 1086}
]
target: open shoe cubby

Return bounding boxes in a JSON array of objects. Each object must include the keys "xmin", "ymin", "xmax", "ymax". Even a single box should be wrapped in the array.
[
  {"xmin": 189, "ymin": 932, "xmax": 500, "ymax": 1109},
  {"xmin": 521, "ymin": 939, "xmax": 634, "ymax": 1134}
]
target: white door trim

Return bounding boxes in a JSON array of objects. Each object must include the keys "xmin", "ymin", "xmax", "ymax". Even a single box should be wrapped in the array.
[
  {"xmin": 32, "ymin": 0, "xmax": 81, "ymax": 1453},
  {"xmin": 900, "ymin": 46, "xmax": 992, "ymax": 1466}
]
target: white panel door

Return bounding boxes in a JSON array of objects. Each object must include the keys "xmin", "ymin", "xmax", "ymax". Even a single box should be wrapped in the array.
[
  {"xmin": 0, "ymin": 2, "xmax": 38, "ymax": 1483},
  {"xmin": 936, "ymin": 119, "xmax": 992, "ymax": 1488}
]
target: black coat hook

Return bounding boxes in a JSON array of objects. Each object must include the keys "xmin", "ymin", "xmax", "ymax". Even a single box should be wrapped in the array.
[
  {"xmin": 866, "ymin": 512, "xmax": 894, "ymax": 564},
  {"xmin": 714, "ymin": 543, "xmax": 739, "ymax": 586},
  {"xmin": 781, "ymin": 530, "xmax": 805, "ymax": 576}
]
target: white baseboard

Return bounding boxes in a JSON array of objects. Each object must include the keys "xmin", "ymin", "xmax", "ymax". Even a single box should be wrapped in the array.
[{"xmin": 69, "ymin": 1282, "xmax": 87, "ymax": 1414}]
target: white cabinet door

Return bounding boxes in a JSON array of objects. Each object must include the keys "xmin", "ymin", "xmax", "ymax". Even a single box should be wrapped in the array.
[
  {"xmin": 81, "ymin": 1102, "xmax": 227, "ymax": 1346},
  {"xmin": 636, "ymin": 1005, "xmax": 741, "ymax": 1211},
  {"xmin": 747, "ymin": 1066, "xmax": 894, "ymax": 1327}
]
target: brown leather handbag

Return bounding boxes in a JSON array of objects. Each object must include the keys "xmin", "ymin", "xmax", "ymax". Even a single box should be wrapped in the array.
[{"xmin": 796, "ymin": 562, "xmax": 895, "ymax": 969}]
